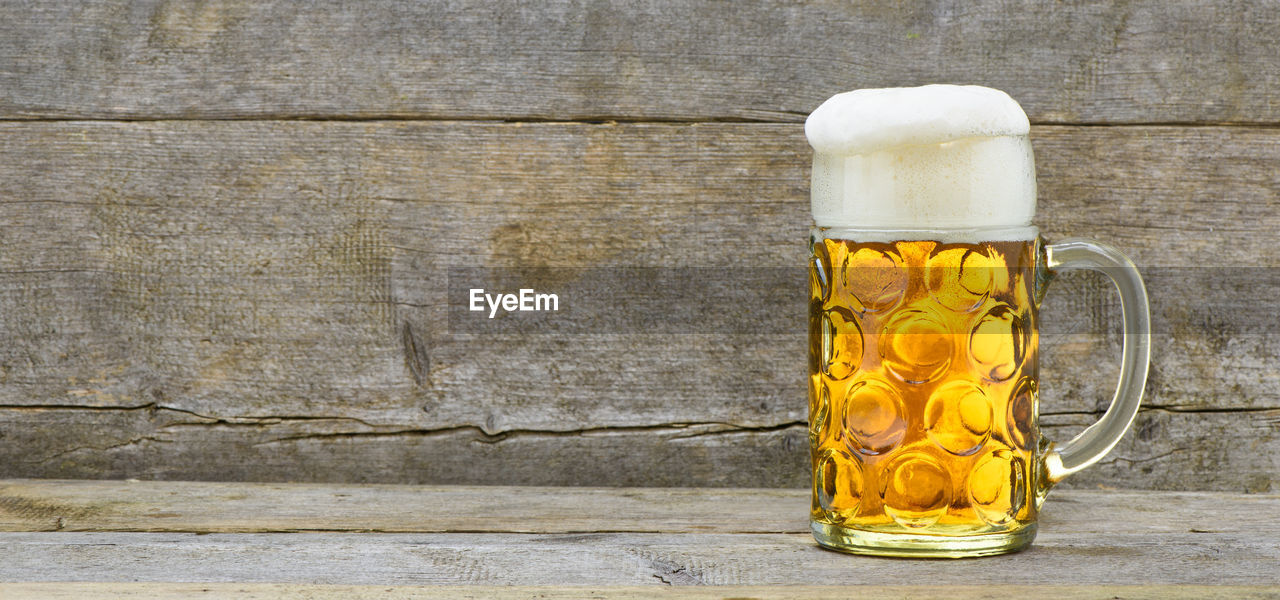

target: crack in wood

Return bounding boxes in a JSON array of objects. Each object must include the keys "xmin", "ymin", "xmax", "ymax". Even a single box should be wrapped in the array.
[
  {"xmin": 401, "ymin": 321, "xmax": 430, "ymax": 388},
  {"xmin": 0, "ymin": 403, "xmax": 385, "ymax": 428},
  {"xmin": 3, "ymin": 403, "xmax": 1272, "ymax": 419},
  {"xmin": 32, "ymin": 434, "xmax": 171, "ymax": 466},
  {"xmin": 251, "ymin": 421, "xmax": 808, "ymax": 447},
  {"xmin": 1100, "ymin": 448, "xmax": 1189, "ymax": 466},
  {"xmin": 1041, "ymin": 405, "xmax": 1280, "ymax": 418}
]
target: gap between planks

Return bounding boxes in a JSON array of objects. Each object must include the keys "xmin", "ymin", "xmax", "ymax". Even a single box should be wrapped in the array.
[
  {"xmin": 0, "ymin": 584, "xmax": 1275, "ymax": 600},
  {"xmin": 7, "ymin": 116, "xmax": 1280, "ymax": 129}
]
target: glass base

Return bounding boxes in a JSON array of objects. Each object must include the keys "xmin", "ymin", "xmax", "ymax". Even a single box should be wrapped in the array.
[{"xmin": 811, "ymin": 521, "xmax": 1037, "ymax": 558}]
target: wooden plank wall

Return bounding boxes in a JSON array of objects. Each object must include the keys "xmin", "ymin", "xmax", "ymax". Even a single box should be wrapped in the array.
[{"xmin": 0, "ymin": 1, "xmax": 1275, "ymax": 491}]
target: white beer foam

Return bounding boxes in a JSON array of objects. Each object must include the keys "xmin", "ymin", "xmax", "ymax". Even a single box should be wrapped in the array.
[
  {"xmin": 813, "ymin": 225, "xmax": 1039, "ymax": 244},
  {"xmin": 805, "ymin": 85, "xmax": 1036, "ymax": 230}
]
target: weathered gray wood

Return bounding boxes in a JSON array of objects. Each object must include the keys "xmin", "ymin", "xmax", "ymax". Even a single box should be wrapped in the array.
[
  {"xmin": 0, "ymin": 480, "xmax": 807, "ymax": 534},
  {"xmin": 1044, "ymin": 408, "xmax": 1280, "ymax": 493},
  {"xmin": 0, "ymin": 530, "xmax": 1276, "ymax": 585},
  {"xmin": 2, "ymin": 1, "xmax": 1278, "ymax": 123},
  {"xmin": 1, "ymin": 484, "xmax": 1275, "ymax": 589},
  {"xmin": 1, "ymin": 121, "xmax": 1277, "ymax": 489},
  {"xmin": 3, "ymin": 481, "xmax": 1274, "ymax": 536},
  {"xmin": 2, "ymin": 584, "xmax": 1275, "ymax": 600},
  {"xmin": 1, "ymin": 407, "xmax": 1273, "ymax": 490},
  {"xmin": 0, "ymin": 482, "xmax": 1270, "ymax": 591}
]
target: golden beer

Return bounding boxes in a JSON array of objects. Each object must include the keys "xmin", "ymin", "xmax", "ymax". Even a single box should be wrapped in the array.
[{"xmin": 808, "ymin": 236, "xmax": 1041, "ymax": 554}]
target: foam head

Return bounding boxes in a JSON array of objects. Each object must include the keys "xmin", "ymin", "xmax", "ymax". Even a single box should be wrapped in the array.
[{"xmin": 805, "ymin": 85, "xmax": 1036, "ymax": 232}]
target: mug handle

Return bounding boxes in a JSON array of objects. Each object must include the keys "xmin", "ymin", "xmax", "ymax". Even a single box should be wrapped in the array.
[{"xmin": 1039, "ymin": 238, "xmax": 1152, "ymax": 483}]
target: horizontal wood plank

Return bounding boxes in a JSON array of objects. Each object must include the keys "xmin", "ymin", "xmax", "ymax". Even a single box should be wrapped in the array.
[
  {"xmin": 1, "ymin": 481, "xmax": 1275, "ymax": 536},
  {"xmin": 2, "ymin": 584, "xmax": 1275, "ymax": 600},
  {"xmin": 0, "ymin": 121, "xmax": 1277, "ymax": 489},
  {"xmin": 0, "ymin": 409, "xmax": 1273, "ymax": 490},
  {"xmin": 0, "ymin": 481, "xmax": 807, "ymax": 534},
  {"xmin": 1, "ymin": 484, "xmax": 1274, "ymax": 588},
  {"xmin": 1, "ymin": 1, "xmax": 1279, "ymax": 123},
  {"xmin": 0, "ymin": 530, "xmax": 1275, "ymax": 585}
]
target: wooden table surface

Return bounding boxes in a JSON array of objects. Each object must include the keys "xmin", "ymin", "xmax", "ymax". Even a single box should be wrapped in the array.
[
  {"xmin": 2, "ymin": 1, "xmax": 1278, "ymax": 494},
  {"xmin": 0, "ymin": 480, "xmax": 1275, "ymax": 598}
]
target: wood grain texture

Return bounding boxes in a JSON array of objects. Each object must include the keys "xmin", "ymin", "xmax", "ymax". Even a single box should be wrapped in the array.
[
  {"xmin": 1, "ymin": 484, "xmax": 1275, "ymax": 589},
  {"xmin": 0, "ymin": 530, "xmax": 1276, "ymax": 585},
  {"xmin": 1, "ymin": 1, "xmax": 1278, "ymax": 123},
  {"xmin": 0, "ymin": 407, "xmax": 1273, "ymax": 490},
  {"xmin": 0, "ymin": 481, "xmax": 809, "ymax": 534},
  {"xmin": 3, "ymin": 584, "xmax": 1276, "ymax": 600},
  {"xmin": 0, "ymin": 121, "xmax": 1277, "ymax": 489},
  {"xmin": 0, "ymin": 481, "xmax": 1275, "ymax": 536}
]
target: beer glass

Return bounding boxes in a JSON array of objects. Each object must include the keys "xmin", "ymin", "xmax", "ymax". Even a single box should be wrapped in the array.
[{"xmin": 805, "ymin": 85, "xmax": 1151, "ymax": 557}]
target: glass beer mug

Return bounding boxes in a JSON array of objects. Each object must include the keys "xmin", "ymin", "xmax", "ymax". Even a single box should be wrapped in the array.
[{"xmin": 804, "ymin": 85, "xmax": 1151, "ymax": 557}]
